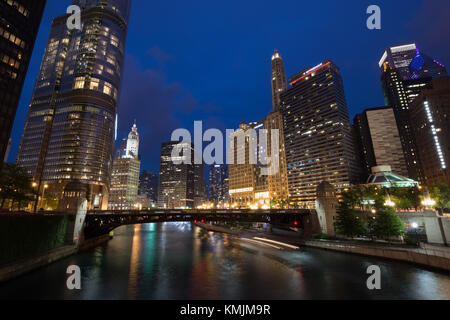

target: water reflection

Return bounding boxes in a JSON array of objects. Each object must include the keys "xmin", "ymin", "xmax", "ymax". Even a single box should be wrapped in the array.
[{"xmin": 0, "ymin": 222, "xmax": 449, "ymax": 300}]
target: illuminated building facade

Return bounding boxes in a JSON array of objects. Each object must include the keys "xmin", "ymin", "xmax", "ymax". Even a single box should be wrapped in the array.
[
  {"xmin": 379, "ymin": 43, "xmax": 447, "ymax": 183},
  {"xmin": 228, "ymin": 120, "xmax": 269, "ymax": 207},
  {"xmin": 409, "ymin": 77, "xmax": 450, "ymax": 185},
  {"xmin": 0, "ymin": 0, "xmax": 46, "ymax": 163},
  {"xmin": 16, "ymin": 0, "xmax": 131, "ymax": 209},
  {"xmin": 208, "ymin": 164, "xmax": 229, "ymax": 206},
  {"xmin": 157, "ymin": 142, "xmax": 205, "ymax": 209},
  {"xmin": 280, "ymin": 61, "xmax": 359, "ymax": 205},
  {"xmin": 108, "ymin": 123, "xmax": 141, "ymax": 210},
  {"xmin": 354, "ymin": 107, "xmax": 408, "ymax": 181}
]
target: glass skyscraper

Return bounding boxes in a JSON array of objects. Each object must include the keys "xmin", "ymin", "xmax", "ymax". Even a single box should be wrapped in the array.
[
  {"xmin": 0, "ymin": 0, "xmax": 46, "ymax": 164},
  {"xmin": 379, "ymin": 43, "xmax": 447, "ymax": 183},
  {"xmin": 17, "ymin": 0, "xmax": 131, "ymax": 209}
]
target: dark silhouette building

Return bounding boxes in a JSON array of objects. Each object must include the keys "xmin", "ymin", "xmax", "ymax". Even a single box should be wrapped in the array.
[
  {"xmin": 139, "ymin": 170, "xmax": 159, "ymax": 203},
  {"xmin": 0, "ymin": 0, "xmax": 46, "ymax": 163},
  {"xmin": 409, "ymin": 77, "xmax": 450, "ymax": 186},
  {"xmin": 208, "ymin": 164, "xmax": 229, "ymax": 205}
]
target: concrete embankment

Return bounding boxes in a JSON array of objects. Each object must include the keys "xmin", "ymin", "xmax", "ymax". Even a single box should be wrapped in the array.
[
  {"xmin": 303, "ymin": 240, "xmax": 450, "ymax": 272},
  {"xmin": 195, "ymin": 223, "xmax": 450, "ymax": 272},
  {"xmin": 0, "ymin": 235, "xmax": 110, "ymax": 283}
]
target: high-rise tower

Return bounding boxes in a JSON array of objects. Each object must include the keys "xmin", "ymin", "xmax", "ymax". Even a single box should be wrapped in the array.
[
  {"xmin": 17, "ymin": 0, "xmax": 132, "ymax": 210},
  {"xmin": 271, "ymin": 50, "xmax": 287, "ymax": 111},
  {"xmin": 379, "ymin": 43, "xmax": 447, "ymax": 183},
  {"xmin": 280, "ymin": 61, "xmax": 359, "ymax": 205},
  {"xmin": 0, "ymin": 0, "xmax": 46, "ymax": 164},
  {"xmin": 108, "ymin": 122, "xmax": 141, "ymax": 210}
]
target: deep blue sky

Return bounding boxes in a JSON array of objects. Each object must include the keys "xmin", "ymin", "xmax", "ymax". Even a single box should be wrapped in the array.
[{"xmin": 8, "ymin": 0, "xmax": 450, "ymax": 173}]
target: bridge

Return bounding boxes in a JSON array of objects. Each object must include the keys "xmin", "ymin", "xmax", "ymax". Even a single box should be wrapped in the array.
[{"xmin": 83, "ymin": 209, "xmax": 319, "ymax": 239}]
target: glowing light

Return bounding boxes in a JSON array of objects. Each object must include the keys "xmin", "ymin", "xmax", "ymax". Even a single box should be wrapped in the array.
[
  {"xmin": 253, "ymin": 237, "xmax": 300, "ymax": 250},
  {"xmin": 412, "ymin": 223, "xmax": 419, "ymax": 229}
]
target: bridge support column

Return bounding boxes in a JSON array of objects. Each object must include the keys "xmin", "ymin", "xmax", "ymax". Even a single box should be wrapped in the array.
[{"xmin": 57, "ymin": 180, "xmax": 89, "ymax": 246}]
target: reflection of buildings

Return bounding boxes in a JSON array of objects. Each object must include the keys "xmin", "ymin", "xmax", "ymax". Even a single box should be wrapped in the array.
[
  {"xmin": 409, "ymin": 77, "xmax": 450, "ymax": 185},
  {"xmin": 354, "ymin": 107, "xmax": 408, "ymax": 181},
  {"xmin": 379, "ymin": 43, "xmax": 447, "ymax": 183},
  {"xmin": 157, "ymin": 142, "xmax": 206, "ymax": 209},
  {"xmin": 108, "ymin": 123, "xmax": 141, "ymax": 210},
  {"xmin": 0, "ymin": 0, "xmax": 46, "ymax": 164},
  {"xmin": 280, "ymin": 61, "xmax": 359, "ymax": 205},
  {"xmin": 17, "ymin": 0, "xmax": 131, "ymax": 210},
  {"xmin": 139, "ymin": 171, "xmax": 159, "ymax": 203},
  {"xmin": 208, "ymin": 164, "xmax": 229, "ymax": 205}
]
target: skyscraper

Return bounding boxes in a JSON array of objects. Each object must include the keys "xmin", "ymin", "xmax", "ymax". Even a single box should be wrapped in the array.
[
  {"xmin": 271, "ymin": 50, "xmax": 287, "ymax": 111},
  {"xmin": 409, "ymin": 77, "xmax": 450, "ymax": 185},
  {"xmin": 353, "ymin": 107, "xmax": 408, "ymax": 181},
  {"xmin": 280, "ymin": 61, "xmax": 359, "ymax": 205},
  {"xmin": 267, "ymin": 50, "xmax": 289, "ymax": 202},
  {"xmin": 228, "ymin": 120, "xmax": 269, "ymax": 207},
  {"xmin": 0, "ymin": 0, "xmax": 46, "ymax": 164},
  {"xmin": 108, "ymin": 123, "xmax": 141, "ymax": 210},
  {"xmin": 157, "ymin": 141, "xmax": 205, "ymax": 209},
  {"xmin": 208, "ymin": 164, "xmax": 229, "ymax": 206},
  {"xmin": 379, "ymin": 43, "xmax": 447, "ymax": 183},
  {"xmin": 17, "ymin": 0, "xmax": 131, "ymax": 209},
  {"xmin": 138, "ymin": 170, "xmax": 159, "ymax": 203}
]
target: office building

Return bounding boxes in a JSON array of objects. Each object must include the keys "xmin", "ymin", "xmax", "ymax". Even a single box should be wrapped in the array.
[
  {"xmin": 354, "ymin": 107, "xmax": 408, "ymax": 181},
  {"xmin": 208, "ymin": 164, "xmax": 229, "ymax": 206},
  {"xmin": 108, "ymin": 123, "xmax": 141, "ymax": 210},
  {"xmin": 157, "ymin": 141, "xmax": 205, "ymax": 209},
  {"xmin": 379, "ymin": 43, "xmax": 447, "ymax": 183},
  {"xmin": 409, "ymin": 77, "xmax": 450, "ymax": 185},
  {"xmin": 228, "ymin": 120, "xmax": 270, "ymax": 207},
  {"xmin": 138, "ymin": 170, "xmax": 158, "ymax": 203},
  {"xmin": 16, "ymin": 0, "xmax": 131, "ymax": 209},
  {"xmin": 0, "ymin": 0, "xmax": 46, "ymax": 163},
  {"xmin": 271, "ymin": 50, "xmax": 287, "ymax": 110},
  {"xmin": 280, "ymin": 61, "xmax": 359, "ymax": 205}
]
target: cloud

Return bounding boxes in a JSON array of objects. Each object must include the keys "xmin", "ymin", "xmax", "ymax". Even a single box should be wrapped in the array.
[
  {"xmin": 147, "ymin": 45, "xmax": 174, "ymax": 66},
  {"xmin": 117, "ymin": 54, "xmax": 199, "ymax": 171}
]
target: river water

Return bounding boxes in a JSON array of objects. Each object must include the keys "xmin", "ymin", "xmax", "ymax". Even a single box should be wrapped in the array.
[{"xmin": 1, "ymin": 223, "xmax": 449, "ymax": 300}]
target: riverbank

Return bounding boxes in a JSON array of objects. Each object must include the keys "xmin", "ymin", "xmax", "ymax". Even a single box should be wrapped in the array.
[
  {"xmin": 195, "ymin": 223, "xmax": 450, "ymax": 272},
  {"xmin": 0, "ymin": 234, "xmax": 110, "ymax": 283}
]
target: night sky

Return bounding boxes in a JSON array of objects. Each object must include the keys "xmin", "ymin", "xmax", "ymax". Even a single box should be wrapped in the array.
[{"xmin": 7, "ymin": 0, "xmax": 450, "ymax": 173}]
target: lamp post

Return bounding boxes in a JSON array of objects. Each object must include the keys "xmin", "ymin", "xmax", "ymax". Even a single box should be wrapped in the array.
[
  {"xmin": 39, "ymin": 184, "xmax": 48, "ymax": 211},
  {"xmin": 421, "ymin": 187, "xmax": 436, "ymax": 211}
]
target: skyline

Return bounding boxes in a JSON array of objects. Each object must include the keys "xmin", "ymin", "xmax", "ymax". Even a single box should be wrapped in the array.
[{"xmin": 7, "ymin": 0, "xmax": 450, "ymax": 173}]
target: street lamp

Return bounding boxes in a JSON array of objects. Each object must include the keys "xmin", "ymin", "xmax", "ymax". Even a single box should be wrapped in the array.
[
  {"xmin": 40, "ymin": 184, "xmax": 49, "ymax": 211},
  {"xmin": 421, "ymin": 187, "xmax": 436, "ymax": 210}
]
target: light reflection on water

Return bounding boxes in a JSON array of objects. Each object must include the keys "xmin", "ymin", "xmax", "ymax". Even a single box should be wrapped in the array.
[{"xmin": 0, "ymin": 222, "xmax": 449, "ymax": 300}]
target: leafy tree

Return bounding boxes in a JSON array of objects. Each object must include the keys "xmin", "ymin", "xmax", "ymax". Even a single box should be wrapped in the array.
[
  {"xmin": 429, "ymin": 182, "xmax": 450, "ymax": 213},
  {"xmin": 335, "ymin": 202, "xmax": 366, "ymax": 238},
  {"xmin": 390, "ymin": 186, "xmax": 421, "ymax": 210},
  {"xmin": 0, "ymin": 164, "xmax": 34, "ymax": 211},
  {"xmin": 372, "ymin": 208, "xmax": 406, "ymax": 242}
]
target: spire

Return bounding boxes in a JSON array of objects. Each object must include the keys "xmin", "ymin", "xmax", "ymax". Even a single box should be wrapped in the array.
[{"xmin": 271, "ymin": 50, "xmax": 287, "ymax": 111}]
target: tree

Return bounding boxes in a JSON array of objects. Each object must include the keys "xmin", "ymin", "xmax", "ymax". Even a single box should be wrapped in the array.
[
  {"xmin": 0, "ymin": 164, "xmax": 34, "ymax": 211},
  {"xmin": 372, "ymin": 208, "xmax": 406, "ymax": 242},
  {"xmin": 335, "ymin": 202, "xmax": 366, "ymax": 238},
  {"xmin": 429, "ymin": 182, "xmax": 450, "ymax": 214},
  {"xmin": 390, "ymin": 186, "xmax": 421, "ymax": 210}
]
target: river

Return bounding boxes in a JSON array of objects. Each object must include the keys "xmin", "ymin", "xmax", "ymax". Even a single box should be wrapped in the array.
[{"xmin": 1, "ymin": 223, "xmax": 449, "ymax": 300}]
